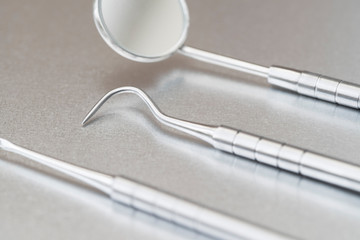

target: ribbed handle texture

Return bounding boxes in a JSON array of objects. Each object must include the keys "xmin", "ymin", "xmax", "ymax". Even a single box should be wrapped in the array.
[
  {"xmin": 268, "ymin": 66, "xmax": 360, "ymax": 109},
  {"xmin": 212, "ymin": 126, "xmax": 360, "ymax": 192}
]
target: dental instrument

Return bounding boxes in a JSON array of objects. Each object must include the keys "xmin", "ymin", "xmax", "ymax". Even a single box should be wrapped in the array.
[
  {"xmin": 82, "ymin": 86, "xmax": 360, "ymax": 193},
  {"xmin": 0, "ymin": 138, "xmax": 290, "ymax": 240},
  {"xmin": 93, "ymin": 0, "xmax": 360, "ymax": 110}
]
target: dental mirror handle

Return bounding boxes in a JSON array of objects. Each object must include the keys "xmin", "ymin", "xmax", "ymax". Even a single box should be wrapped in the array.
[
  {"xmin": 180, "ymin": 46, "xmax": 360, "ymax": 109},
  {"xmin": 212, "ymin": 126, "xmax": 360, "ymax": 192},
  {"xmin": 269, "ymin": 66, "xmax": 360, "ymax": 108}
]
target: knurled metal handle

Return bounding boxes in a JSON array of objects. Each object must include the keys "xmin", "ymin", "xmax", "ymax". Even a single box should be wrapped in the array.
[
  {"xmin": 212, "ymin": 126, "xmax": 360, "ymax": 192},
  {"xmin": 268, "ymin": 66, "xmax": 360, "ymax": 109}
]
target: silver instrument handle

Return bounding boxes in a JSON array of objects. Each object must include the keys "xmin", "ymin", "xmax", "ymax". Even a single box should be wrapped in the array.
[
  {"xmin": 268, "ymin": 66, "xmax": 360, "ymax": 109},
  {"xmin": 1, "ymin": 138, "xmax": 292, "ymax": 240},
  {"xmin": 111, "ymin": 177, "xmax": 291, "ymax": 240},
  {"xmin": 212, "ymin": 126, "xmax": 360, "ymax": 192}
]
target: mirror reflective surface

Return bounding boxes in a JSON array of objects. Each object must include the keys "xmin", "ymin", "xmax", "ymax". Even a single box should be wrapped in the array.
[{"xmin": 96, "ymin": 0, "xmax": 189, "ymax": 61}]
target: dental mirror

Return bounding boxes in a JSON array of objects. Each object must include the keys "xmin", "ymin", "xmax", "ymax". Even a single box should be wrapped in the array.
[
  {"xmin": 94, "ymin": 0, "xmax": 360, "ymax": 110},
  {"xmin": 94, "ymin": 0, "xmax": 189, "ymax": 62}
]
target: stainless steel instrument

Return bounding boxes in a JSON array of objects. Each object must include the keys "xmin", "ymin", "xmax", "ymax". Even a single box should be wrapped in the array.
[
  {"xmin": 181, "ymin": 47, "xmax": 360, "ymax": 109},
  {"xmin": 0, "ymin": 138, "xmax": 291, "ymax": 240},
  {"xmin": 83, "ymin": 86, "xmax": 360, "ymax": 193},
  {"xmin": 94, "ymin": 0, "xmax": 360, "ymax": 110}
]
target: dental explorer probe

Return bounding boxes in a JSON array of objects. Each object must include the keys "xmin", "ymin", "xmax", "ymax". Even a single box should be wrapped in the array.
[
  {"xmin": 0, "ymin": 138, "xmax": 291, "ymax": 240},
  {"xmin": 83, "ymin": 86, "xmax": 360, "ymax": 193}
]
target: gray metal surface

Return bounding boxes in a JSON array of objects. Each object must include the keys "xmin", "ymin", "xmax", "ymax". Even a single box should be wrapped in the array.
[{"xmin": 1, "ymin": 0, "xmax": 360, "ymax": 239}]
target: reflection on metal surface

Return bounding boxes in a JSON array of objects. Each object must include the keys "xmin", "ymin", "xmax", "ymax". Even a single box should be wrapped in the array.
[
  {"xmin": 0, "ymin": 138, "xmax": 291, "ymax": 240},
  {"xmin": 93, "ymin": 0, "xmax": 360, "ymax": 110},
  {"xmin": 83, "ymin": 87, "xmax": 360, "ymax": 193}
]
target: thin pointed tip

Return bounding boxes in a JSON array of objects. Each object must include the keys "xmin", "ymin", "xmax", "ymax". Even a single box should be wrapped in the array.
[
  {"xmin": 81, "ymin": 86, "xmax": 138, "ymax": 127},
  {"xmin": 81, "ymin": 115, "xmax": 90, "ymax": 126},
  {"xmin": 81, "ymin": 104, "xmax": 101, "ymax": 127},
  {"xmin": 81, "ymin": 111, "xmax": 95, "ymax": 126}
]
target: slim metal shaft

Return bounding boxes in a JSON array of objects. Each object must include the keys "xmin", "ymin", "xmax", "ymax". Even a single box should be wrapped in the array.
[
  {"xmin": 178, "ymin": 46, "xmax": 269, "ymax": 78},
  {"xmin": 0, "ymin": 138, "xmax": 113, "ymax": 194}
]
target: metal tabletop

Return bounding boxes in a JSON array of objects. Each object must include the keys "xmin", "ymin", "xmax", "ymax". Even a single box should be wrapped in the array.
[{"xmin": 1, "ymin": 0, "xmax": 360, "ymax": 239}]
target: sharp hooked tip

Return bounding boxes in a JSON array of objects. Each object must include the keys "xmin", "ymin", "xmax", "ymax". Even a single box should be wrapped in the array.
[
  {"xmin": 81, "ymin": 112, "xmax": 93, "ymax": 126},
  {"xmin": 81, "ymin": 86, "xmax": 215, "ymax": 144},
  {"xmin": 82, "ymin": 106, "xmax": 101, "ymax": 126},
  {"xmin": 81, "ymin": 86, "xmax": 155, "ymax": 127}
]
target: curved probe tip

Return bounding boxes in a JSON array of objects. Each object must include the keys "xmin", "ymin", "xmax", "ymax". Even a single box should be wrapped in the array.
[
  {"xmin": 81, "ymin": 111, "xmax": 95, "ymax": 126},
  {"xmin": 81, "ymin": 87, "xmax": 130, "ymax": 126},
  {"xmin": 81, "ymin": 86, "xmax": 151, "ymax": 126},
  {"xmin": 81, "ymin": 86, "xmax": 215, "ymax": 143}
]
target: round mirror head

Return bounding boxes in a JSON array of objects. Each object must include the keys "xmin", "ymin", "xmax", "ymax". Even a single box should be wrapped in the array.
[{"xmin": 94, "ymin": 0, "xmax": 189, "ymax": 62}]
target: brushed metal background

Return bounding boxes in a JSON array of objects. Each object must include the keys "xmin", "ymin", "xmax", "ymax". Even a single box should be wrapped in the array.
[{"xmin": 1, "ymin": 1, "xmax": 360, "ymax": 239}]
